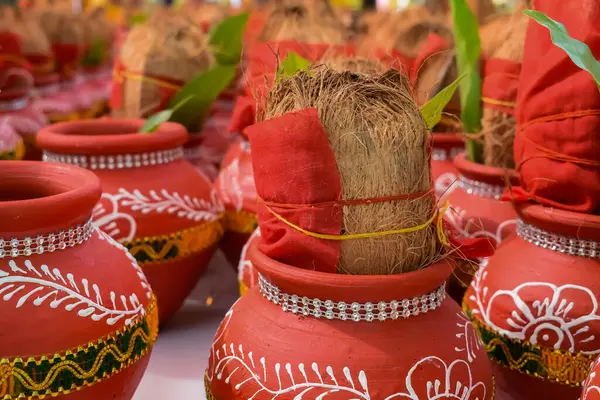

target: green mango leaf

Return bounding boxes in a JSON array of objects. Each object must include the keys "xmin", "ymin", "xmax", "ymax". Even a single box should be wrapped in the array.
[
  {"xmin": 168, "ymin": 65, "xmax": 237, "ymax": 132},
  {"xmin": 420, "ymin": 73, "xmax": 466, "ymax": 130},
  {"xmin": 129, "ymin": 12, "xmax": 148, "ymax": 26},
  {"xmin": 208, "ymin": 13, "xmax": 250, "ymax": 66},
  {"xmin": 276, "ymin": 51, "xmax": 311, "ymax": 83},
  {"xmin": 449, "ymin": 0, "xmax": 483, "ymax": 163},
  {"xmin": 139, "ymin": 95, "xmax": 194, "ymax": 134},
  {"xmin": 81, "ymin": 39, "xmax": 106, "ymax": 67},
  {"xmin": 524, "ymin": 9, "xmax": 600, "ymax": 92}
]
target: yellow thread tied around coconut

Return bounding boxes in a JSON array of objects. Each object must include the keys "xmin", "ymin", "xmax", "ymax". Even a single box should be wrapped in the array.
[
  {"xmin": 482, "ymin": 97, "xmax": 516, "ymax": 108},
  {"xmin": 113, "ymin": 68, "xmax": 183, "ymax": 91},
  {"xmin": 263, "ymin": 201, "xmax": 451, "ymax": 245}
]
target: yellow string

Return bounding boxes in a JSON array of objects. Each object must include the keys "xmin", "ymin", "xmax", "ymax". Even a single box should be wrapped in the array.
[
  {"xmin": 114, "ymin": 69, "xmax": 182, "ymax": 91},
  {"xmin": 482, "ymin": 97, "xmax": 516, "ymax": 108},
  {"xmin": 264, "ymin": 200, "xmax": 451, "ymax": 244}
]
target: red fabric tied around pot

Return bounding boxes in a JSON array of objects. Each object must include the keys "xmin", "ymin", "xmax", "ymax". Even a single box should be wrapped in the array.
[
  {"xmin": 481, "ymin": 58, "xmax": 521, "ymax": 115},
  {"xmin": 246, "ymin": 108, "xmax": 342, "ymax": 273},
  {"xmin": 229, "ymin": 40, "xmax": 354, "ymax": 136},
  {"xmin": 514, "ymin": 0, "xmax": 600, "ymax": 213},
  {"xmin": 51, "ymin": 43, "xmax": 83, "ymax": 81}
]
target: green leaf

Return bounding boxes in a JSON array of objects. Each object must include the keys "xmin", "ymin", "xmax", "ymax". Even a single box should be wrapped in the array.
[
  {"xmin": 81, "ymin": 39, "xmax": 106, "ymax": 67},
  {"xmin": 208, "ymin": 13, "xmax": 250, "ymax": 65},
  {"xmin": 139, "ymin": 95, "xmax": 194, "ymax": 134},
  {"xmin": 449, "ymin": 0, "xmax": 483, "ymax": 163},
  {"xmin": 524, "ymin": 9, "xmax": 600, "ymax": 92},
  {"xmin": 129, "ymin": 12, "xmax": 148, "ymax": 26},
  {"xmin": 276, "ymin": 51, "xmax": 311, "ymax": 83},
  {"xmin": 168, "ymin": 65, "xmax": 237, "ymax": 132},
  {"xmin": 419, "ymin": 73, "xmax": 466, "ymax": 130}
]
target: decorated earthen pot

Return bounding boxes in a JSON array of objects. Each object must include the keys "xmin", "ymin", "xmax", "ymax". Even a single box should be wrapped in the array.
[
  {"xmin": 237, "ymin": 227, "xmax": 260, "ymax": 296},
  {"xmin": 431, "ymin": 132, "xmax": 463, "ymax": 199},
  {"xmin": 37, "ymin": 119, "xmax": 225, "ymax": 324},
  {"xmin": 214, "ymin": 138, "xmax": 257, "ymax": 268},
  {"xmin": 464, "ymin": 204, "xmax": 600, "ymax": 400},
  {"xmin": 581, "ymin": 357, "xmax": 600, "ymax": 400},
  {"xmin": 206, "ymin": 242, "xmax": 495, "ymax": 399},
  {"xmin": 0, "ymin": 160, "xmax": 157, "ymax": 399}
]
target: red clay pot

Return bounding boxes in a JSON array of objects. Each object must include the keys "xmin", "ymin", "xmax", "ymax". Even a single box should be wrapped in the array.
[
  {"xmin": 206, "ymin": 242, "xmax": 495, "ymax": 400},
  {"xmin": 237, "ymin": 228, "xmax": 260, "ymax": 296},
  {"xmin": 37, "ymin": 119, "xmax": 225, "ymax": 325},
  {"xmin": 464, "ymin": 204, "xmax": 600, "ymax": 400},
  {"xmin": 582, "ymin": 357, "xmax": 600, "ymax": 400},
  {"xmin": 0, "ymin": 161, "xmax": 157, "ymax": 399},
  {"xmin": 431, "ymin": 132, "xmax": 463, "ymax": 199},
  {"xmin": 214, "ymin": 139, "xmax": 257, "ymax": 269}
]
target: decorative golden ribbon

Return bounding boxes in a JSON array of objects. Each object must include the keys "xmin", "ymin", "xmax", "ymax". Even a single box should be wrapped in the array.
[
  {"xmin": 0, "ymin": 141, "xmax": 25, "ymax": 161},
  {"xmin": 482, "ymin": 97, "xmax": 517, "ymax": 108},
  {"xmin": 112, "ymin": 68, "xmax": 182, "ymax": 91},
  {"xmin": 0, "ymin": 296, "xmax": 158, "ymax": 399},
  {"xmin": 225, "ymin": 210, "xmax": 257, "ymax": 234}
]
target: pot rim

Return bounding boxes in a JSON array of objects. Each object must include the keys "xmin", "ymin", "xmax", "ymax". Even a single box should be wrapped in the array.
[
  {"xmin": 249, "ymin": 241, "xmax": 454, "ymax": 303},
  {"xmin": 453, "ymin": 151, "xmax": 519, "ymax": 187},
  {"xmin": 431, "ymin": 132, "xmax": 464, "ymax": 148},
  {"xmin": 518, "ymin": 203, "xmax": 600, "ymax": 241},
  {"xmin": 0, "ymin": 161, "xmax": 101, "ymax": 235},
  {"xmin": 36, "ymin": 119, "xmax": 188, "ymax": 155},
  {"xmin": 0, "ymin": 87, "xmax": 29, "ymax": 102}
]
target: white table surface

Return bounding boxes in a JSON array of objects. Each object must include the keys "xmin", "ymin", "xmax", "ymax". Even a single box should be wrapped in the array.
[{"xmin": 133, "ymin": 251, "xmax": 513, "ymax": 400}]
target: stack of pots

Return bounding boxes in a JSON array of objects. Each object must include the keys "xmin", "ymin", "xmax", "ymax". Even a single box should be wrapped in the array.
[{"xmin": 464, "ymin": 1, "xmax": 600, "ymax": 399}]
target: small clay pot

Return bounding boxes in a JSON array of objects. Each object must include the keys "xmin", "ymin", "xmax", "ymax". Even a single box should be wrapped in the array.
[
  {"xmin": 444, "ymin": 152, "xmax": 519, "ymax": 303},
  {"xmin": 37, "ymin": 119, "xmax": 225, "ymax": 325},
  {"xmin": 0, "ymin": 160, "xmax": 157, "ymax": 399},
  {"xmin": 431, "ymin": 132, "xmax": 463, "ymax": 199},
  {"xmin": 206, "ymin": 242, "xmax": 495, "ymax": 399},
  {"xmin": 464, "ymin": 204, "xmax": 600, "ymax": 400},
  {"xmin": 214, "ymin": 139, "xmax": 257, "ymax": 269}
]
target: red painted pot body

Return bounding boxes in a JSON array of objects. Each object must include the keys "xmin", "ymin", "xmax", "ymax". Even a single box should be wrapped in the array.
[
  {"xmin": 214, "ymin": 139, "xmax": 257, "ymax": 268},
  {"xmin": 0, "ymin": 161, "xmax": 157, "ymax": 399},
  {"xmin": 464, "ymin": 204, "xmax": 600, "ymax": 400},
  {"xmin": 431, "ymin": 133, "xmax": 463, "ymax": 199},
  {"xmin": 206, "ymin": 243, "xmax": 495, "ymax": 400},
  {"xmin": 582, "ymin": 357, "xmax": 600, "ymax": 400},
  {"xmin": 37, "ymin": 119, "xmax": 225, "ymax": 325}
]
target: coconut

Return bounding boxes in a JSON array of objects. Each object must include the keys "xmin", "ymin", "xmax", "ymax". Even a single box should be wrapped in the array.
[
  {"xmin": 260, "ymin": 66, "xmax": 438, "ymax": 275},
  {"xmin": 322, "ymin": 55, "xmax": 385, "ymax": 76},
  {"xmin": 184, "ymin": 2, "xmax": 229, "ymax": 30},
  {"xmin": 258, "ymin": 1, "xmax": 345, "ymax": 44},
  {"xmin": 114, "ymin": 14, "xmax": 213, "ymax": 118},
  {"xmin": 482, "ymin": 11, "xmax": 528, "ymax": 168},
  {"xmin": 0, "ymin": 8, "xmax": 51, "ymax": 57},
  {"xmin": 36, "ymin": 5, "xmax": 84, "ymax": 46}
]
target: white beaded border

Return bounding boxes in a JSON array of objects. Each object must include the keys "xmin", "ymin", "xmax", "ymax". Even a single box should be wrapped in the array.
[
  {"xmin": 517, "ymin": 219, "xmax": 599, "ymax": 259},
  {"xmin": 258, "ymin": 273, "xmax": 446, "ymax": 322},
  {"xmin": 458, "ymin": 175, "xmax": 505, "ymax": 200},
  {"xmin": 431, "ymin": 147, "xmax": 463, "ymax": 162},
  {"xmin": 42, "ymin": 147, "xmax": 184, "ymax": 170},
  {"xmin": 0, "ymin": 219, "xmax": 94, "ymax": 259}
]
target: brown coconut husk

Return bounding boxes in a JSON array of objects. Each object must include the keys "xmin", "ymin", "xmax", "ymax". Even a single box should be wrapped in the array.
[
  {"xmin": 81, "ymin": 8, "xmax": 116, "ymax": 57},
  {"xmin": 482, "ymin": 11, "xmax": 528, "ymax": 169},
  {"xmin": 184, "ymin": 2, "xmax": 229, "ymax": 29},
  {"xmin": 114, "ymin": 14, "xmax": 213, "ymax": 118},
  {"xmin": 322, "ymin": 55, "xmax": 385, "ymax": 76},
  {"xmin": 367, "ymin": 5, "xmax": 434, "ymax": 53},
  {"xmin": 394, "ymin": 18, "xmax": 453, "ymax": 61},
  {"xmin": 259, "ymin": 1, "xmax": 345, "ymax": 44},
  {"xmin": 261, "ymin": 66, "xmax": 438, "ymax": 275},
  {"xmin": 0, "ymin": 8, "xmax": 51, "ymax": 56},
  {"xmin": 36, "ymin": 6, "xmax": 85, "ymax": 45}
]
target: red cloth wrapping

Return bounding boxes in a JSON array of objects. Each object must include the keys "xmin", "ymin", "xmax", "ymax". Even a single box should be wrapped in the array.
[
  {"xmin": 51, "ymin": 43, "xmax": 82, "ymax": 81},
  {"xmin": 229, "ymin": 40, "xmax": 354, "ymax": 136},
  {"xmin": 374, "ymin": 48, "xmax": 413, "ymax": 73},
  {"xmin": 246, "ymin": 108, "xmax": 342, "ymax": 273},
  {"xmin": 482, "ymin": 58, "xmax": 521, "ymax": 115},
  {"xmin": 109, "ymin": 60, "xmax": 183, "ymax": 113},
  {"xmin": 514, "ymin": 0, "xmax": 600, "ymax": 213},
  {"xmin": 410, "ymin": 33, "xmax": 451, "ymax": 82}
]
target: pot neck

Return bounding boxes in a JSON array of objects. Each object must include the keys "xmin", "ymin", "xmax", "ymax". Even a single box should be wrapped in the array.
[
  {"xmin": 250, "ymin": 243, "xmax": 452, "ymax": 323},
  {"xmin": 453, "ymin": 152, "xmax": 517, "ymax": 200},
  {"xmin": 0, "ymin": 161, "xmax": 101, "ymax": 256},
  {"xmin": 517, "ymin": 204, "xmax": 600, "ymax": 259},
  {"xmin": 37, "ymin": 119, "xmax": 188, "ymax": 171}
]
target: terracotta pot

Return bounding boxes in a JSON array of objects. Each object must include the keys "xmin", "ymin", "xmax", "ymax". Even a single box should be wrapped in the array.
[
  {"xmin": 206, "ymin": 242, "xmax": 495, "ymax": 399},
  {"xmin": 0, "ymin": 87, "xmax": 48, "ymax": 161},
  {"xmin": 464, "ymin": 204, "xmax": 600, "ymax": 400},
  {"xmin": 237, "ymin": 228, "xmax": 260, "ymax": 296},
  {"xmin": 582, "ymin": 357, "xmax": 600, "ymax": 399},
  {"xmin": 214, "ymin": 139, "xmax": 258, "ymax": 269},
  {"xmin": 0, "ymin": 161, "xmax": 157, "ymax": 399},
  {"xmin": 431, "ymin": 133, "xmax": 463, "ymax": 199},
  {"xmin": 37, "ymin": 119, "xmax": 225, "ymax": 325},
  {"xmin": 444, "ymin": 152, "xmax": 519, "ymax": 303}
]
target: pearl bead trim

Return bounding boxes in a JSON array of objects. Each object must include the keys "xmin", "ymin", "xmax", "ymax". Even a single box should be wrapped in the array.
[
  {"xmin": 258, "ymin": 273, "xmax": 446, "ymax": 322},
  {"xmin": 517, "ymin": 219, "xmax": 599, "ymax": 259},
  {"xmin": 431, "ymin": 147, "xmax": 463, "ymax": 162},
  {"xmin": 0, "ymin": 219, "xmax": 94, "ymax": 259},
  {"xmin": 42, "ymin": 147, "xmax": 184, "ymax": 170},
  {"xmin": 458, "ymin": 175, "xmax": 505, "ymax": 200}
]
